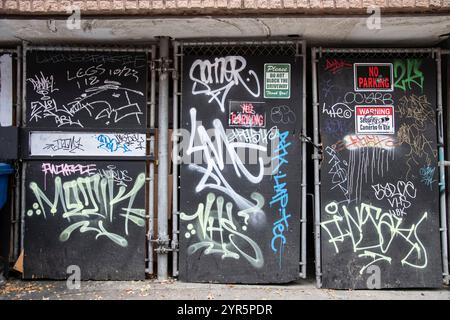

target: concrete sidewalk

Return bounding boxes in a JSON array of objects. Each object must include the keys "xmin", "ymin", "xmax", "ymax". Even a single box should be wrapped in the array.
[{"xmin": 1, "ymin": 278, "xmax": 449, "ymax": 300}]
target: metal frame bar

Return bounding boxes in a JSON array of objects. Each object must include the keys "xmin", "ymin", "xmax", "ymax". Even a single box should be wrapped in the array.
[
  {"xmin": 25, "ymin": 45, "xmax": 152, "ymax": 53},
  {"xmin": 177, "ymin": 37, "xmax": 306, "ymax": 46},
  {"xmin": 19, "ymin": 42, "xmax": 158, "ymax": 277},
  {"xmin": 19, "ymin": 42, "xmax": 27, "ymax": 257},
  {"xmin": 0, "ymin": 49, "xmax": 19, "ymax": 54},
  {"xmin": 172, "ymin": 41, "xmax": 181, "ymax": 278},
  {"xmin": 13, "ymin": 45, "xmax": 22, "ymax": 261},
  {"xmin": 0, "ymin": 46, "xmax": 22, "ymax": 263},
  {"xmin": 312, "ymin": 46, "xmax": 449, "ymax": 287},
  {"xmin": 157, "ymin": 37, "xmax": 170, "ymax": 281},
  {"xmin": 435, "ymin": 48, "xmax": 450, "ymax": 285},
  {"xmin": 299, "ymin": 40, "xmax": 308, "ymax": 279},
  {"xmin": 318, "ymin": 48, "xmax": 435, "ymax": 54},
  {"xmin": 443, "ymin": 48, "xmax": 450, "ymax": 286},
  {"xmin": 174, "ymin": 37, "xmax": 307, "ymax": 280},
  {"xmin": 311, "ymin": 47, "xmax": 322, "ymax": 288},
  {"xmin": 147, "ymin": 44, "xmax": 157, "ymax": 275}
]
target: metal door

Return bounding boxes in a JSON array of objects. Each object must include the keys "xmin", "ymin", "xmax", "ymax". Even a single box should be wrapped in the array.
[
  {"xmin": 176, "ymin": 39, "xmax": 307, "ymax": 283},
  {"xmin": 312, "ymin": 48, "xmax": 448, "ymax": 289},
  {"xmin": 21, "ymin": 45, "xmax": 157, "ymax": 280}
]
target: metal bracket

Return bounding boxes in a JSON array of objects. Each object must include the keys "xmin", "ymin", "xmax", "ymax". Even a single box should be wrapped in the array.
[
  {"xmin": 152, "ymin": 237, "xmax": 172, "ymax": 254},
  {"xmin": 152, "ymin": 57, "xmax": 175, "ymax": 74},
  {"xmin": 300, "ymin": 134, "xmax": 322, "ymax": 151}
]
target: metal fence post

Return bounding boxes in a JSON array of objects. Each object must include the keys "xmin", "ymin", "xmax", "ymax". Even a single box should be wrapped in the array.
[
  {"xmin": 19, "ymin": 42, "xmax": 27, "ymax": 255},
  {"xmin": 13, "ymin": 46, "xmax": 21, "ymax": 261},
  {"xmin": 147, "ymin": 45, "xmax": 157, "ymax": 275},
  {"xmin": 300, "ymin": 40, "xmax": 308, "ymax": 279},
  {"xmin": 436, "ymin": 48, "xmax": 450, "ymax": 285},
  {"xmin": 172, "ymin": 41, "xmax": 180, "ymax": 277},
  {"xmin": 311, "ymin": 47, "xmax": 322, "ymax": 288},
  {"xmin": 157, "ymin": 37, "xmax": 170, "ymax": 281}
]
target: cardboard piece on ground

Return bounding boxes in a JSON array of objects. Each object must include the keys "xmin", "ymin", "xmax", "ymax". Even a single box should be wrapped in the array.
[{"xmin": 13, "ymin": 250, "xmax": 23, "ymax": 273}]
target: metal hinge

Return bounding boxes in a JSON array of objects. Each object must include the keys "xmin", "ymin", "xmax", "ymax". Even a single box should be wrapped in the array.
[{"xmin": 171, "ymin": 239, "xmax": 180, "ymax": 253}]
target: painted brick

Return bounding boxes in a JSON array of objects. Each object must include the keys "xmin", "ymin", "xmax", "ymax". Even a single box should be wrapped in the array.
[
  {"xmin": 111, "ymin": 0, "xmax": 125, "ymax": 10},
  {"xmin": 85, "ymin": 1, "xmax": 99, "ymax": 10},
  {"xmin": 401, "ymin": 0, "xmax": 416, "ymax": 6},
  {"xmin": 216, "ymin": 0, "xmax": 229, "ymax": 7},
  {"xmin": 229, "ymin": 0, "xmax": 242, "ymax": 8},
  {"xmin": 125, "ymin": 1, "xmax": 139, "ymax": 9},
  {"xmin": 429, "ymin": 0, "xmax": 442, "ymax": 5},
  {"xmin": 19, "ymin": 0, "xmax": 32, "ymax": 11},
  {"xmin": 31, "ymin": 1, "xmax": 45, "ymax": 11},
  {"xmin": 202, "ymin": 0, "xmax": 215, "ymax": 7},
  {"xmin": 4, "ymin": 1, "xmax": 18, "ymax": 10},
  {"xmin": 72, "ymin": 1, "xmax": 87, "ymax": 10},
  {"xmin": 189, "ymin": 0, "xmax": 203, "ymax": 8},
  {"xmin": 138, "ymin": 0, "xmax": 152, "ymax": 9},
  {"xmin": 0, "ymin": 0, "xmax": 447, "ymax": 14},
  {"xmin": 347, "ymin": 0, "xmax": 362, "ymax": 7},
  {"xmin": 45, "ymin": 0, "xmax": 60, "ymax": 11},
  {"xmin": 310, "ymin": 0, "xmax": 323, "ymax": 8},
  {"xmin": 335, "ymin": 0, "xmax": 350, "ymax": 7},
  {"xmin": 362, "ymin": 0, "xmax": 377, "ymax": 6},
  {"xmin": 388, "ymin": 0, "xmax": 404, "ymax": 7},
  {"xmin": 415, "ymin": 0, "xmax": 429, "ymax": 6},
  {"xmin": 244, "ymin": 0, "xmax": 257, "ymax": 8},
  {"xmin": 283, "ymin": 0, "xmax": 297, "ymax": 8},
  {"xmin": 270, "ymin": 0, "xmax": 283, "ymax": 8},
  {"xmin": 98, "ymin": 1, "xmax": 111, "ymax": 9},
  {"xmin": 296, "ymin": 0, "xmax": 311, "ymax": 7},
  {"xmin": 150, "ymin": 0, "xmax": 163, "ymax": 8}
]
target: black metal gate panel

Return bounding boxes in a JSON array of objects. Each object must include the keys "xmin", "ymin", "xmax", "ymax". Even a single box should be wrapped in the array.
[
  {"xmin": 23, "ymin": 160, "xmax": 146, "ymax": 280},
  {"xmin": 179, "ymin": 42, "xmax": 304, "ymax": 283},
  {"xmin": 317, "ymin": 53, "xmax": 442, "ymax": 288},
  {"xmin": 23, "ymin": 48, "xmax": 149, "ymax": 280}
]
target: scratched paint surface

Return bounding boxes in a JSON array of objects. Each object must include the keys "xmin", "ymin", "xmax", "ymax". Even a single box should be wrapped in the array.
[
  {"xmin": 179, "ymin": 54, "xmax": 303, "ymax": 283},
  {"xmin": 318, "ymin": 57, "xmax": 442, "ymax": 288},
  {"xmin": 23, "ymin": 161, "xmax": 147, "ymax": 280},
  {"xmin": 25, "ymin": 52, "xmax": 148, "ymax": 129}
]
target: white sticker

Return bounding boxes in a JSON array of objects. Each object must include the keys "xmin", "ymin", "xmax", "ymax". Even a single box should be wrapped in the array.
[
  {"xmin": 29, "ymin": 131, "xmax": 146, "ymax": 157},
  {"xmin": 0, "ymin": 54, "xmax": 13, "ymax": 127},
  {"xmin": 355, "ymin": 106, "xmax": 394, "ymax": 134}
]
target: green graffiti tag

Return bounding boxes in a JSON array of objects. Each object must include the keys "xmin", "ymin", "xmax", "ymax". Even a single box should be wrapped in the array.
[
  {"xmin": 28, "ymin": 172, "xmax": 146, "ymax": 247},
  {"xmin": 393, "ymin": 59, "xmax": 424, "ymax": 92}
]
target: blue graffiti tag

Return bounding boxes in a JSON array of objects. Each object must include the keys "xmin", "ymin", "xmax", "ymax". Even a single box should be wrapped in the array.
[
  {"xmin": 96, "ymin": 134, "xmax": 131, "ymax": 153},
  {"xmin": 270, "ymin": 131, "xmax": 292, "ymax": 267},
  {"xmin": 420, "ymin": 165, "xmax": 436, "ymax": 190}
]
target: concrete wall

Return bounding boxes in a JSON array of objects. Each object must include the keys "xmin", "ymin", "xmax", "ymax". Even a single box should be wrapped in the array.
[{"xmin": 0, "ymin": 0, "xmax": 449, "ymax": 16}]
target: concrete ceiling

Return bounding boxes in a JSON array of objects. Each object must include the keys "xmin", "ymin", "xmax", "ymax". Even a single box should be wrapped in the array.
[{"xmin": 0, "ymin": 15, "xmax": 449, "ymax": 46}]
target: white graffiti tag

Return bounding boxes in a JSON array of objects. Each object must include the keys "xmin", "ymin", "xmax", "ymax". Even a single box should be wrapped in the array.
[
  {"xmin": 189, "ymin": 56, "xmax": 261, "ymax": 112},
  {"xmin": 372, "ymin": 181, "xmax": 417, "ymax": 217},
  {"xmin": 321, "ymin": 202, "xmax": 428, "ymax": 274},
  {"xmin": 187, "ymin": 108, "xmax": 268, "ymax": 211},
  {"xmin": 27, "ymin": 173, "xmax": 146, "ymax": 247},
  {"xmin": 181, "ymin": 192, "xmax": 264, "ymax": 268}
]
